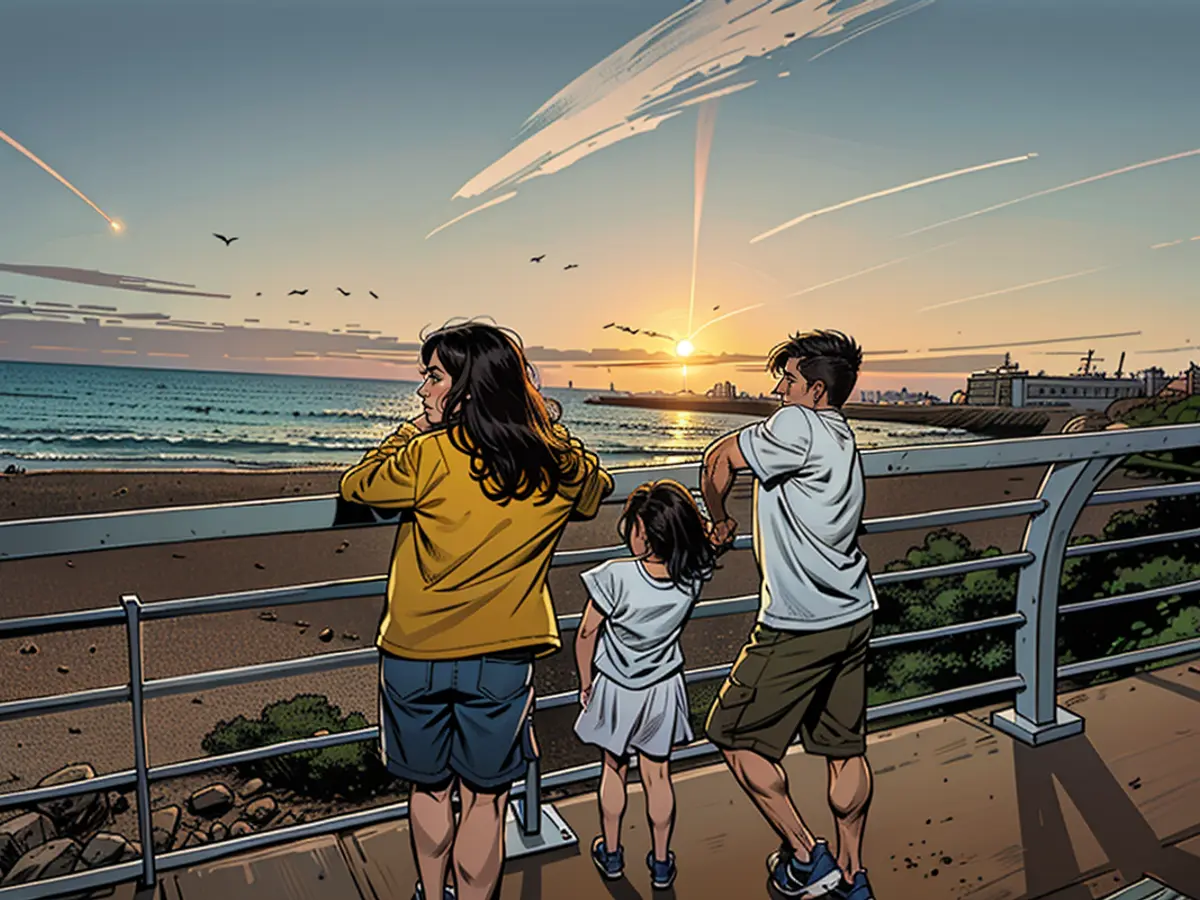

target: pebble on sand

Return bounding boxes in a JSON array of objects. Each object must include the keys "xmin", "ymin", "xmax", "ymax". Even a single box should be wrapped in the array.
[
  {"xmin": 318, "ymin": 628, "xmax": 334, "ymax": 642},
  {"xmin": 57, "ymin": 665, "xmax": 70, "ymax": 674}
]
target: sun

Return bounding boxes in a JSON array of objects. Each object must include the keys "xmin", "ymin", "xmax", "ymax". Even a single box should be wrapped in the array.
[
  {"xmin": 109, "ymin": 220, "xmax": 123, "ymax": 232},
  {"xmin": 676, "ymin": 339, "xmax": 695, "ymax": 358}
]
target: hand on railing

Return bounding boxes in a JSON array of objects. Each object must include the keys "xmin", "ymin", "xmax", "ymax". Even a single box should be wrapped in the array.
[{"xmin": 709, "ymin": 517, "xmax": 738, "ymax": 555}]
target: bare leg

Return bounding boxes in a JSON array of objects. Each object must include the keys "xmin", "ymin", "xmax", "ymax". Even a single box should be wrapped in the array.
[
  {"xmin": 828, "ymin": 756, "xmax": 873, "ymax": 877},
  {"xmin": 453, "ymin": 781, "xmax": 510, "ymax": 900},
  {"xmin": 637, "ymin": 754, "xmax": 675, "ymax": 862},
  {"xmin": 409, "ymin": 781, "xmax": 455, "ymax": 899},
  {"xmin": 721, "ymin": 747, "xmax": 819, "ymax": 861},
  {"xmin": 598, "ymin": 751, "xmax": 629, "ymax": 852}
]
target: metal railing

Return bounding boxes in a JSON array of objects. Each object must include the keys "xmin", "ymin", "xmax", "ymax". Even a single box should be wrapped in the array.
[{"xmin": 3, "ymin": 423, "xmax": 1200, "ymax": 899}]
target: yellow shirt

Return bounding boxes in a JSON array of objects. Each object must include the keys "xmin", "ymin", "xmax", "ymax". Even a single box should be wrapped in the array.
[{"xmin": 340, "ymin": 421, "xmax": 614, "ymax": 660}]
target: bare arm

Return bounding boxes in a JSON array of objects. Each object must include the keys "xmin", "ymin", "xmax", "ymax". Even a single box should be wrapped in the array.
[
  {"xmin": 701, "ymin": 431, "xmax": 748, "ymax": 550},
  {"xmin": 574, "ymin": 599, "xmax": 606, "ymax": 708}
]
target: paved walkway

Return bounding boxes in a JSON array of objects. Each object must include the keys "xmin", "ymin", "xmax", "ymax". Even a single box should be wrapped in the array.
[{"xmin": 110, "ymin": 661, "xmax": 1200, "ymax": 900}]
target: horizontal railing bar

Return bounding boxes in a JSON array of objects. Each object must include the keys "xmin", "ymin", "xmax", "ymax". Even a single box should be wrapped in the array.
[
  {"xmin": 142, "ymin": 648, "xmax": 379, "ymax": 699},
  {"xmin": 1087, "ymin": 480, "xmax": 1200, "ymax": 506},
  {"xmin": 0, "ymin": 770, "xmax": 137, "ymax": 812},
  {"xmin": 1065, "ymin": 525, "xmax": 1200, "ymax": 558},
  {"xmin": 862, "ymin": 498, "xmax": 1047, "ymax": 535},
  {"xmin": 0, "ymin": 685, "xmax": 129, "ymax": 723},
  {"xmin": 556, "ymin": 594, "xmax": 760, "ymax": 632},
  {"xmin": 140, "ymin": 577, "xmax": 387, "ymax": 620},
  {"xmin": 0, "ymin": 606, "xmax": 126, "ymax": 639},
  {"xmin": 5, "ymin": 424, "xmax": 1199, "ymax": 561},
  {"xmin": 870, "ymin": 612, "xmax": 1026, "ymax": 649},
  {"xmin": 151, "ymin": 799, "xmax": 413, "ymax": 874},
  {"xmin": 874, "ymin": 551, "xmax": 1034, "ymax": 585},
  {"xmin": 149, "ymin": 728, "xmax": 378, "ymax": 782},
  {"xmin": 1059, "ymin": 578, "xmax": 1200, "ymax": 617},
  {"xmin": 0, "ymin": 860, "xmax": 142, "ymax": 900},
  {"xmin": 1058, "ymin": 636, "xmax": 1200, "ymax": 679},
  {"xmin": 866, "ymin": 675, "xmax": 1025, "ymax": 720}
]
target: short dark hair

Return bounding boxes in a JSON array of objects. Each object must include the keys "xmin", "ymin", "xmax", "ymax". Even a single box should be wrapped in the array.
[
  {"xmin": 617, "ymin": 480, "xmax": 716, "ymax": 593},
  {"xmin": 766, "ymin": 329, "xmax": 863, "ymax": 408}
]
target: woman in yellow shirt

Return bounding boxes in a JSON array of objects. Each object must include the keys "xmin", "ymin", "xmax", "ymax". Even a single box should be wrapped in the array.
[{"xmin": 340, "ymin": 320, "xmax": 613, "ymax": 900}]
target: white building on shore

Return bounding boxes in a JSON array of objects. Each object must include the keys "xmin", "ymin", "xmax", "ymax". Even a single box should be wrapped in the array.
[{"xmin": 965, "ymin": 352, "xmax": 1147, "ymax": 411}]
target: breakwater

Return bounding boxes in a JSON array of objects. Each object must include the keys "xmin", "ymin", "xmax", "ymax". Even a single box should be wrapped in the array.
[{"xmin": 583, "ymin": 394, "xmax": 1080, "ymax": 437}]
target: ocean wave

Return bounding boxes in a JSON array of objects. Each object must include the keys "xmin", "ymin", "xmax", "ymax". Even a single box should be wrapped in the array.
[{"xmin": 0, "ymin": 433, "xmax": 378, "ymax": 453}]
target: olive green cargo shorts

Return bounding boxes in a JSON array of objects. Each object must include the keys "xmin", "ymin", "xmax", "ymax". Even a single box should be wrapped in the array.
[{"xmin": 705, "ymin": 614, "xmax": 873, "ymax": 761}]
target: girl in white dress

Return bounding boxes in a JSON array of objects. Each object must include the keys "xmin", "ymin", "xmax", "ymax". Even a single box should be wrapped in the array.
[{"xmin": 574, "ymin": 479, "xmax": 716, "ymax": 891}]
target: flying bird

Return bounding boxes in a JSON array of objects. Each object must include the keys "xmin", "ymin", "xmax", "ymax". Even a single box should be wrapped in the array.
[
  {"xmin": 369, "ymin": 290, "xmax": 379, "ymax": 299},
  {"xmin": 642, "ymin": 329, "xmax": 676, "ymax": 341},
  {"xmin": 212, "ymin": 233, "xmax": 238, "ymax": 246},
  {"xmin": 614, "ymin": 325, "xmax": 641, "ymax": 335},
  {"xmin": 336, "ymin": 287, "xmax": 350, "ymax": 296},
  {"xmin": 564, "ymin": 263, "xmax": 579, "ymax": 270},
  {"xmin": 255, "ymin": 292, "xmax": 262, "ymax": 297},
  {"xmin": 712, "ymin": 305, "xmax": 720, "ymax": 311},
  {"xmin": 602, "ymin": 322, "xmax": 616, "ymax": 329},
  {"xmin": 530, "ymin": 254, "xmax": 546, "ymax": 263},
  {"xmin": 287, "ymin": 289, "xmax": 308, "ymax": 296}
]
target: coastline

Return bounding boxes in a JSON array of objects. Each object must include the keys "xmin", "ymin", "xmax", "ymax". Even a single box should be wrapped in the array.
[{"xmin": 585, "ymin": 394, "xmax": 1084, "ymax": 437}]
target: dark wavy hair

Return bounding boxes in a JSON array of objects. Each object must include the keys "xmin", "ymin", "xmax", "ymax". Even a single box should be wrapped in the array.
[
  {"xmin": 766, "ymin": 329, "xmax": 864, "ymax": 408},
  {"xmin": 617, "ymin": 480, "xmax": 716, "ymax": 593},
  {"xmin": 420, "ymin": 319, "xmax": 582, "ymax": 503}
]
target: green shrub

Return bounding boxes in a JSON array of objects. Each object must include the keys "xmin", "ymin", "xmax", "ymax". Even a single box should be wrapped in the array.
[{"xmin": 201, "ymin": 694, "xmax": 393, "ymax": 800}]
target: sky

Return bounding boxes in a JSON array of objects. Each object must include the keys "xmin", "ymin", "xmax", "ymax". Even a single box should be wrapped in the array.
[{"xmin": 2, "ymin": 0, "xmax": 1198, "ymax": 397}]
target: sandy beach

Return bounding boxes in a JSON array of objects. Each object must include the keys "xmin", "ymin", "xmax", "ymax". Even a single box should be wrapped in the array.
[{"xmin": 0, "ymin": 459, "xmax": 1158, "ymax": 802}]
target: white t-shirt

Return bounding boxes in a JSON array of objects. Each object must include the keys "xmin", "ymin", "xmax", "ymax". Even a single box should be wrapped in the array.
[
  {"xmin": 580, "ymin": 558, "xmax": 701, "ymax": 690},
  {"xmin": 736, "ymin": 404, "xmax": 877, "ymax": 631}
]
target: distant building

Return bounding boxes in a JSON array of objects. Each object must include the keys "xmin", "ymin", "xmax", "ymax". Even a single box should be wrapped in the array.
[
  {"xmin": 965, "ymin": 352, "xmax": 1145, "ymax": 411},
  {"xmin": 1158, "ymin": 361, "xmax": 1200, "ymax": 397},
  {"xmin": 859, "ymin": 387, "xmax": 941, "ymax": 405},
  {"xmin": 706, "ymin": 381, "xmax": 739, "ymax": 399}
]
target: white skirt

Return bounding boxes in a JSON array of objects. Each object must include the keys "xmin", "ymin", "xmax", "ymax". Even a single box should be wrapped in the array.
[{"xmin": 574, "ymin": 671, "xmax": 694, "ymax": 760}]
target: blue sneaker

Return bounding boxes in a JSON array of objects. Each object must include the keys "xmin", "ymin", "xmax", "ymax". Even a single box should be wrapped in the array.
[
  {"xmin": 766, "ymin": 841, "xmax": 843, "ymax": 898},
  {"xmin": 831, "ymin": 870, "xmax": 874, "ymax": 900},
  {"xmin": 411, "ymin": 882, "xmax": 455, "ymax": 900},
  {"xmin": 646, "ymin": 850, "xmax": 677, "ymax": 890},
  {"xmin": 591, "ymin": 836, "xmax": 624, "ymax": 880}
]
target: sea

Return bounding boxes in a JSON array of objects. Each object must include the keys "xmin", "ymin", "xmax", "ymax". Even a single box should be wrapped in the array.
[{"xmin": 0, "ymin": 361, "xmax": 981, "ymax": 471}]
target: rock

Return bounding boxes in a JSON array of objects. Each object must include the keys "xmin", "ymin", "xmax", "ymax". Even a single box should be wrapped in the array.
[
  {"xmin": 1, "ymin": 838, "xmax": 81, "ymax": 886},
  {"xmin": 258, "ymin": 611, "xmax": 277, "ymax": 622},
  {"xmin": 228, "ymin": 821, "xmax": 254, "ymax": 838},
  {"xmin": 0, "ymin": 812, "xmax": 57, "ymax": 874},
  {"xmin": 312, "ymin": 729, "xmax": 330, "ymax": 738},
  {"xmin": 245, "ymin": 797, "xmax": 278, "ymax": 825},
  {"xmin": 341, "ymin": 632, "xmax": 359, "ymax": 641},
  {"xmin": 318, "ymin": 628, "xmax": 334, "ymax": 642},
  {"xmin": 188, "ymin": 784, "xmax": 234, "ymax": 817},
  {"xmin": 151, "ymin": 805, "xmax": 181, "ymax": 852},
  {"xmin": 57, "ymin": 665, "xmax": 70, "ymax": 674},
  {"xmin": 79, "ymin": 833, "xmax": 133, "ymax": 869},
  {"xmin": 34, "ymin": 764, "xmax": 109, "ymax": 835},
  {"xmin": 208, "ymin": 822, "xmax": 228, "ymax": 842},
  {"xmin": 18, "ymin": 642, "xmax": 38, "ymax": 655},
  {"xmin": 240, "ymin": 778, "xmax": 264, "ymax": 798},
  {"xmin": 107, "ymin": 792, "xmax": 130, "ymax": 815},
  {"xmin": 274, "ymin": 812, "xmax": 298, "ymax": 829},
  {"xmin": 176, "ymin": 829, "xmax": 208, "ymax": 849}
]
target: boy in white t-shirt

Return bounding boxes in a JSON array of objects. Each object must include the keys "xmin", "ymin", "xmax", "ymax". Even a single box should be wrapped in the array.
[
  {"xmin": 702, "ymin": 329, "xmax": 878, "ymax": 900},
  {"xmin": 574, "ymin": 480, "xmax": 716, "ymax": 891}
]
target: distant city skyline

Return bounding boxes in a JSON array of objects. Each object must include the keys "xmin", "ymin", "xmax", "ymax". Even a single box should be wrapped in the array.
[{"xmin": 3, "ymin": 0, "xmax": 1197, "ymax": 396}]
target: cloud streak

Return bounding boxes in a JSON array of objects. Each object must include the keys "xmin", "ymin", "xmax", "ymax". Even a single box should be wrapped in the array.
[
  {"xmin": 900, "ymin": 147, "xmax": 1200, "ymax": 238},
  {"xmin": 0, "ymin": 263, "xmax": 230, "ymax": 298},
  {"xmin": 444, "ymin": 0, "xmax": 901, "ymax": 229},
  {"xmin": 425, "ymin": 192, "xmax": 517, "ymax": 240},
  {"xmin": 807, "ymin": 0, "xmax": 936, "ymax": 63},
  {"xmin": 750, "ymin": 153, "xmax": 1037, "ymax": 243},
  {"xmin": 927, "ymin": 330, "xmax": 1142, "ymax": 353},
  {"xmin": 917, "ymin": 267, "xmax": 1107, "ymax": 313}
]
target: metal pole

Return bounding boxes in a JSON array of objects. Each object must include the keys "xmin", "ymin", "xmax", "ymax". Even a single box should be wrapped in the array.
[
  {"xmin": 122, "ymin": 593, "xmax": 156, "ymax": 888},
  {"xmin": 522, "ymin": 716, "xmax": 540, "ymax": 836}
]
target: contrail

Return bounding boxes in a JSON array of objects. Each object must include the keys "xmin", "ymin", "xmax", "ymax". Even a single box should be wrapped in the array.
[
  {"xmin": 425, "ymin": 192, "xmax": 517, "ymax": 240},
  {"xmin": 918, "ymin": 267, "xmax": 1106, "ymax": 313},
  {"xmin": 1151, "ymin": 239, "xmax": 1185, "ymax": 250},
  {"xmin": 750, "ymin": 153, "xmax": 1037, "ymax": 243},
  {"xmin": 688, "ymin": 303, "xmax": 765, "ymax": 341},
  {"xmin": 808, "ymin": 0, "xmax": 935, "ymax": 63},
  {"xmin": 1, "ymin": 128, "xmax": 122, "ymax": 231},
  {"xmin": 779, "ymin": 240, "xmax": 956, "ymax": 299},
  {"xmin": 687, "ymin": 101, "xmax": 720, "ymax": 337},
  {"xmin": 900, "ymin": 147, "xmax": 1200, "ymax": 238}
]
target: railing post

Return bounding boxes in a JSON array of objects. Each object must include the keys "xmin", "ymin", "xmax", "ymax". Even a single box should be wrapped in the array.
[
  {"xmin": 504, "ymin": 714, "xmax": 577, "ymax": 859},
  {"xmin": 122, "ymin": 593, "xmax": 157, "ymax": 889},
  {"xmin": 991, "ymin": 455, "xmax": 1121, "ymax": 746}
]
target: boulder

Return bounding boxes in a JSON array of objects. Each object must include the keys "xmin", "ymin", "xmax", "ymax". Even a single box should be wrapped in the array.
[
  {"xmin": 187, "ymin": 784, "xmax": 234, "ymax": 817},
  {"xmin": 240, "ymin": 778, "xmax": 265, "ymax": 798},
  {"xmin": 1, "ymin": 838, "xmax": 81, "ymax": 886},
  {"xmin": 151, "ymin": 806, "xmax": 181, "ymax": 852},
  {"xmin": 245, "ymin": 797, "xmax": 277, "ymax": 825},
  {"xmin": 78, "ymin": 832, "xmax": 135, "ymax": 869},
  {"xmin": 228, "ymin": 821, "xmax": 254, "ymax": 838},
  {"xmin": 208, "ymin": 822, "xmax": 228, "ymax": 842},
  {"xmin": 34, "ymin": 765, "xmax": 109, "ymax": 835},
  {"xmin": 0, "ymin": 811, "xmax": 57, "ymax": 874}
]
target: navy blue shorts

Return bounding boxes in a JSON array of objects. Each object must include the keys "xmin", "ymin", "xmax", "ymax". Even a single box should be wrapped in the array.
[{"xmin": 378, "ymin": 650, "xmax": 536, "ymax": 791}]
